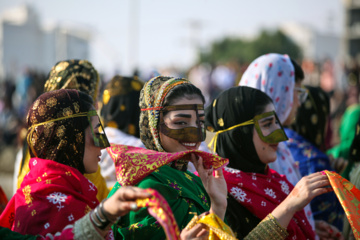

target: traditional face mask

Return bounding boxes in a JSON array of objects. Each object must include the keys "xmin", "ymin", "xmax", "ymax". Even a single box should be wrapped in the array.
[
  {"xmin": 28, "ymin": 110, "xmax": 110, "ymax": 156},
  {"xmin": 87, "ymin": 110, "xmax": 110, "ymax": 148},
  {"xmin": 253, "ymin": 111, "xmax": 288, "ymax": 144},
  {"xmin": 209, "ymin": 111, "xmax": 288, "ymax": 152},
  {"xmin": 159, "ymin": 104, "xmax": 206, "ymax": 143}
]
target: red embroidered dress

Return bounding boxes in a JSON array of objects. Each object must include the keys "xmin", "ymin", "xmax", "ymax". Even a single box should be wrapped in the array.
[{"xmin": 0, "ymin": 158, "xmax": 99, "ymax": 236}]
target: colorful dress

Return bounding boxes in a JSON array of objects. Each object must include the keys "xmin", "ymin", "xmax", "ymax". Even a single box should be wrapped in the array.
[
  {"xmin": 205, "ymin": 86, "xmax": 316, "ymax": 239},
  {"xmin": 0, "ymin": 158, "xmax": 98, "ymax": 236},
  {"xmin": 106, "ymin": 143, "xmax": 229, "ymax": 240},
  {"xmin": 109, "ymin": 165, "xmax": 210, "ymax": 239},
  {"xmin": 285, "ymin": 128, "xmax": 344, "ymax": 230}
]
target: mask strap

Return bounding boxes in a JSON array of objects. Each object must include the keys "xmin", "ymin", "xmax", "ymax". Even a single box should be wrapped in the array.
[
  {"xmin": 27, "ymin": 110, "xmax": 97, "ymax": 157},
  {"xmin": 208, "ymin": 119, "xmax": 254, "ymax": 153}
]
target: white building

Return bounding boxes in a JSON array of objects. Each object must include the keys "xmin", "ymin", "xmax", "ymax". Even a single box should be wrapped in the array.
[
  {"xmin": 280, "ymin": 22, "xmax": 342, "ymax": 62},
  {"xmin": 0, "ymin": 5, "xmax": 91, "ymax": 81}
]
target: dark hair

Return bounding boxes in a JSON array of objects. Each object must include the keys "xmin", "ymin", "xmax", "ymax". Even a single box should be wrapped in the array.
[
  {"xmin": 290, "ymin": 58, "xmax": 304, "ymax": 83},
  {"xmin": 163, "ymin": 83, "xmax": 205, "ymax": 106}
]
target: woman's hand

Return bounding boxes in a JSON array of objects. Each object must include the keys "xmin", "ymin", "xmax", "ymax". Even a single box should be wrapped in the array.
[
  {"xmin": 283, "ymin": 172, "xmax": 332, "ymax": 213},
  {"xmin": 271, "ymin": 172, "xmax": 332, "ymax": 229},
  {"xmin": 315, "ymin": 220, "xmax": 344, "ymax": 240},
  {"xmin": 103, "ymin": 186, "xmax": 152, "ymax": 218},
  {"xmin": 180, "ymin": 223, "xmax": 209, "ymax": 240},
  {"xmin": 192, "ymin": 153, "xmax": 227, "ymax": 220}
]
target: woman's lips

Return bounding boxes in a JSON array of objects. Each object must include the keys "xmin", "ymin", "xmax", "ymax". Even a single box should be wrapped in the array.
[
  {"xmin": 269, "ymin": 143, "xmax": 279, "ymax": 151},
  {"xmin": 181, "ymin": 142, "xmax": 199, "ymax": 150}
]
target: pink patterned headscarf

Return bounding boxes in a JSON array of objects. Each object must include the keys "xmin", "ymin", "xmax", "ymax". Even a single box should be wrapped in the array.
[{"xmin": 239, "ymin": 53, "xmax": 295, "ymax": 123}]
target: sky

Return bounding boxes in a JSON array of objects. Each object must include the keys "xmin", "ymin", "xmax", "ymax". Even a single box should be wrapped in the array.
[{"xmin": 0, "ymin": 0, "xmax": 345, "ymax": 76}]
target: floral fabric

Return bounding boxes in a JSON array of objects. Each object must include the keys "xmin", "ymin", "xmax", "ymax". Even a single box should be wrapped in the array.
[
  {"xmin": 223, "ymin": 166, "xmax": 315, "ymax": 240},
  {"xmin": 0, "ymin": 158, "xmax": 98, "ymax": 236},
  {"xmin": 106, "ymin": 144, "xmax": 229, "ymax": 186}
]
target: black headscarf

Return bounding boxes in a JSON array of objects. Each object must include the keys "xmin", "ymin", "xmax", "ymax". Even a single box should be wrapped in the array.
[
  {"xmin": 292, "ymin": 85, "xmax": 330, "ymax": 150},
  {"xmin": 205, "ymin": 86, "xmax": 273, "ymax": 174},
  {"xmin": 205, "ymin": 86, "xmax": 274, "ymax": 238},
  {"xmin": 100, "ymin": 75, "xmax": 144, "ymax": 138}
]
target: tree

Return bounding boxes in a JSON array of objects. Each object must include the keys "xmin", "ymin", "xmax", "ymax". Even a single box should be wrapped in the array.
[{"xmin": 199, "ymin": 29, "xmax": 302, "ymax": 64}]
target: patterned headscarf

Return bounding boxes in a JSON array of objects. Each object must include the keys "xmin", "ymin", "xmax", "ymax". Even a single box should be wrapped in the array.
[
  {"xmin": 292, "ymin": 85, "xmax": 330, "ymax": 150},
  {"xmin": 44, "ymin": 59, "xmax": 100, "ymax": 102},
  {"xmin": 26, "ymin": 89, "xmax": 93, "ymax": 174},
  {"xmin": 139, "ymin": 76, "xmax": 193, "ymax": 152},
  {"xmin": 101, "ymin": 75, "xmax": 144, "ymax": 138},
  {"xmin": 239, "ymin": 53, "xmax": 295, "ymax": 123}
]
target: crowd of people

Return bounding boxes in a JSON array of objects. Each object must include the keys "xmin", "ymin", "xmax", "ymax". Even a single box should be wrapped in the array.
[{"xmin": 0, "ymin": 53, "xmax": 359, "ymax": 239}]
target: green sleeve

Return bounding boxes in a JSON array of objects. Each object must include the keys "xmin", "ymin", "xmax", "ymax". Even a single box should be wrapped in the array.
[
  {"xmin": 110, "ymin": 166, "xmax": 210, "ymax": 240},
  {"xmin": 0, "ymin": 227, "xmax": 37, "ymax": 240}
]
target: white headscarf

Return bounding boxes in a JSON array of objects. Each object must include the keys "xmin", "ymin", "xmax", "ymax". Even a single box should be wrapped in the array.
[{"xmin": 239, "ymin": 53, "xmax": 295, "ymax": 123}]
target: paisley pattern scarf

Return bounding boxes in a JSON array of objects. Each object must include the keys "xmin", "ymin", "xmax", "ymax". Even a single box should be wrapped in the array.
[{"xmin": 107, "ymin": 144, "xmax": 229, "ymax": 186}]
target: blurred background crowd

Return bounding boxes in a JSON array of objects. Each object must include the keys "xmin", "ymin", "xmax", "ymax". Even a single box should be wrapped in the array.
[{"xmin": 0, "ymin": 0, "xmax": 359, "ymax": 199}]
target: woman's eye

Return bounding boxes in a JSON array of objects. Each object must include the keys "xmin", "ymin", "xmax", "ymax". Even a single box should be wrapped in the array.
[
  {"xmin": 263, "ymin": 123, "xmax": 271, "ymax": 128},
  {"xmin": 174, "ymin": 121, "xmax": 187, "ymax": 125}
]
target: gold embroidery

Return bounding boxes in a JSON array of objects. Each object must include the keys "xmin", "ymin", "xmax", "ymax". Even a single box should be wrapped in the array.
[
  {"xmin": 357, "ymin": 125, "xmax": 360, "ymax": 135},
  {"xmin": 46, "ymin": 97, "xmax": 57, "ymax": 108},
  {"xmin": 32, "ymin": 100, "xmax": 40, "ymax": 110},
  {"xmin": 17, "ymin": 220, "xmax": 20, "ymax": 228},
  {"xmin": 131, "ymin": 80, "xmax": 143, "ymax": 91},
  {"xmin": 63, "ymin": 107, "xmax": 73, "ymax": 117},
  {"xmin": 128, "ymin": 124, "xmax": 136, "ymax": 135},
  {"xmin": 36, "ymin": 177, "xmax": 42, "ymax": 182},
  {"xmin": 305, "ymin": 100, "xmax": 312, "ymax": 109},
  {"xmin": 120, "ymin": 105, "xmax": 126, "ymax": 111},
  {"xmin": 38, "ymin": 104, "xmax": 47, "ymax": 117},
  {"xmin": 129, "ymin": 223, "xmax": 140, "ymax": 231},
  {"xmin": 184, "ymin": 173, "xmax": 193, "ymax": 181},
  {"xmin": 213, "ymin": 99, "xmax": 217, "ymax": 107},
  {"xmin": 55, "ymin": 61, "xmax": 70, "ymax": 72},
  {"xmin": 65, "ymin": 171, "xmax": 72, "ymax": 176},
  {"xmin": 31, "ymin": 209, "xmax": 36, "ymax": 216},
  {"xmin": 84, "ymin": 205, "xmax": 92, "ymax": 214},
  {"xmin": 217, "ymin": 118, "xmax": 224, "ymax": 127},
  {"xmin": 23, "ymin": 185, "xmax": 33, "ymax": 205},
  {"xmin": 42, "ymin": 172, "xmax": 48, "ymax": 177},
  {"xmin": 56, "ymin": 125, "xmax": 66, "ymax": 138},
  {"xmin": 46, "ymin": 179, "xmax": 52, "ymax": 184},
  {"xmin": 73, "ymin": 102, "xmax": 80, "ymax": 113},
  {"xmin": 76, "ymin": 132, "xmax": 83, "ymax": 142},
  {"xmin": 102, "ymin": 90, "xmax": 110, "ymax": 105},
  {"xmin": 311, "ymin": 114, "xmax": 318, "ymax": 124},
  {"xmin": 301, "ymin": 125, "xmax": 306, "ymax": 134}
]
